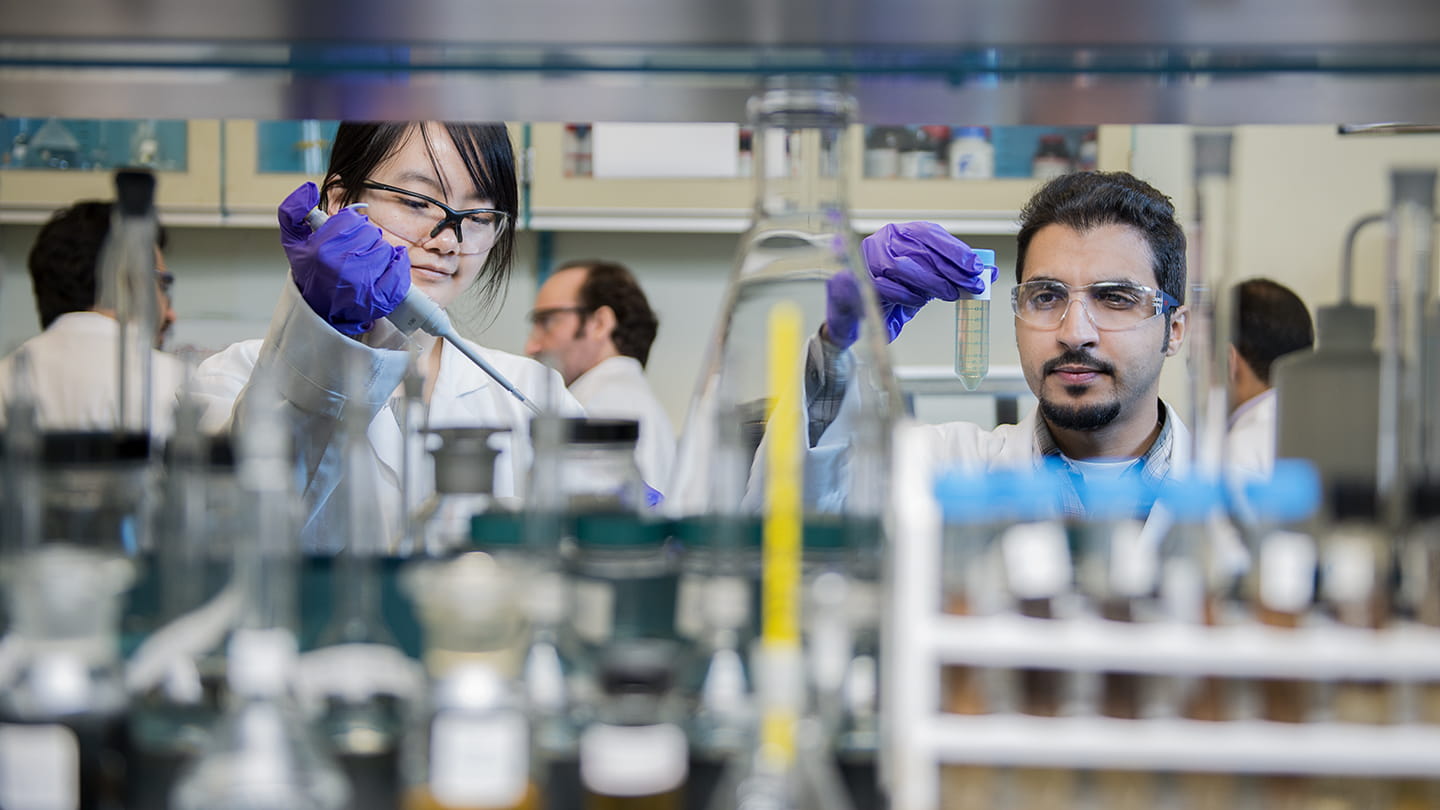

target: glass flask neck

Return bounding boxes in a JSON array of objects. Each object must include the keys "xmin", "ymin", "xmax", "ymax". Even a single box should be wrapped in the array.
[{"xmin": 750, "ymin": 89, "xmax": 853, "ymax": 226}]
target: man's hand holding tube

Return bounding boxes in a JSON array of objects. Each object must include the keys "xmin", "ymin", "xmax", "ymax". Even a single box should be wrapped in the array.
[
  {"xmin": 824, "ymin": 222, "xmax": 997, "ymax": 349},
  {"xmin": 278, "ymin": 182, "xmax": 412, "ymax": 336}
]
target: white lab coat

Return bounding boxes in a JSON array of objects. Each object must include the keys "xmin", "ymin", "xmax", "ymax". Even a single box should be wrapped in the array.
[
  {"xmin": 567, "ymin": 355, "xmax": 676, "ymax": 490},
  {"xmin": 905, "ymin": 400, "xmax": 1194, "ymax": 476},
  {"xmin": 189, "ymin": 279, "xmax": 581, "ymax": 552},
  {"xmin": 1227, "ymin": 388, "xmax": 1276, "ymax": 476},
  {"xmin": 0, "ymin": 311, "xmax": 184, "ymax": 435}
]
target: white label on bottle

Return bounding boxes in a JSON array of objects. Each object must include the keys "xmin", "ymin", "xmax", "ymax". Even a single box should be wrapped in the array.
[
  {"xmin": 0, "ymin": 723, "xmax": 80, "ymax": 810},
  {"xmin": 674, "ymin": 573, "xmax": 705, "ymax": 640},
  {"xmin": 1260, "ymin": 531, "xmax": 1316, "ymax": 613},
  {"xmin": 571, "ymin": 579, "xmax": 615, "ymax": 644},
  {"xmin": 1110, "ymin": 521, "xmax": 1156, "ymax": 598},
  {"xmin": 1323, "ymin": 534, "xmax": 1376, "ymax": 606},
  {"xmin": 1001, "ymin": 522, "xmax": 1071, "ymax": 599},
  {"xmin": 580, "ymin": 723, "xmax": 688, "ymax": 797},
  {"xmin": 430, "ymin": 712, "xmax": 528, "ymax": 808}
]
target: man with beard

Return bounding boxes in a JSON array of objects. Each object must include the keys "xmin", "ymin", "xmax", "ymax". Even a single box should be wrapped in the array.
[{"xmin": 816, "ymin": 171, "xmax": 1203, "ymax": 516}]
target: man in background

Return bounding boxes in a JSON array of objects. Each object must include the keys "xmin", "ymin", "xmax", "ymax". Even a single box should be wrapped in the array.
[
  {"xmin": 0, "ymin": 200, "xmax": 183, "ymax": 432},
  {"xmin": 1228, "ymin": 277, "xmax": 1315, "ymax": 473},
  {"xmin": 525, "ymin": 259, "xmax": 676, "ymax": 489}
]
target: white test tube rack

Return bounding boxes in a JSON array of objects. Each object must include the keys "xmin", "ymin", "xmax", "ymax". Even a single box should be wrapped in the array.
[{"xmin": 881, "ymin": 421, "xmax": 1440, "ymax": 810}]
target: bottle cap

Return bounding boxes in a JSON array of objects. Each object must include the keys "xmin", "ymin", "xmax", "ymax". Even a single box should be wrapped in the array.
[
  {"xmin": 1157, "ymin": 476, "xmax": 1224, "ymax": 522},
  {"xmin": 43, "ymin": 430, "xmax": 151, "ymax": 465},
  {"xmin": 1330, "ymin": 480, "xmax": 1380, "ymax": 521},
  {"xmin": 470, "ymin": 512, "xmax": 526, "ymax": 548},
  {"xmin": 671, "ymin": 515, "xmax": 762, "ymax": 550},
  {"xmin": 574, "ymin": 513, "xmax": 669, "ymax": 548},
  {"xmin": 534, "ymin": 417, "xmax": 639, "ymax": 445},
  {"xmin": 1244, "ymin": 459, "xmax": 1322, "ymax": 523},
  {"xmin": 955, "ymin": 126, "xmax": 989, "ymax": 140},
  {"xmin": 429, "ymin": 427, "xmax": 506, "ymax": 494}
]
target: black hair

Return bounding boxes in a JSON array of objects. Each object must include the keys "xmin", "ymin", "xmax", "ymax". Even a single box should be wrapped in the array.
[
  {"xmin": 1233, "ymin": 278, "xmax": 1314, "ymax": 383},
  {"xmin": 1016, "ymin": 171, "xmax": 1187, "ymax": 309},
  {"xmin": 321, "ymin": 122, "xmax": 518, "ymax": 321},
  {"xmin": 27, "ymin": 200, "xmax": 168, "ymax": 330},
  {"xmin": 560, "ymin": 259, "xmax": 660, "ymax": 367}
]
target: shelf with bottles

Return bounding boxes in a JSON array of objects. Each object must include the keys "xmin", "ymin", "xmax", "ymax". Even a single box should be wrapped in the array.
[
  {"xmin": 529, "ymin": 121, "xmax": 1130, "ymax": 234},
  {"xmin": 883, "ymin": 425, "xmax": 1440, "ymax": 810},
  {"xmin": 0, "ymin": 118, "xmax": 222, "ymax": 221},
  {"xmin": 849, "ymin": 125, "xmax": 1131, "ymax": 232}
]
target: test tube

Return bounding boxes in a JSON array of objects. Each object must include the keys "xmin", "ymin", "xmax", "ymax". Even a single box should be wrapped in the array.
[{"xmin": 954, "ymin": 248, "xmax": 995, "ymax": 391}]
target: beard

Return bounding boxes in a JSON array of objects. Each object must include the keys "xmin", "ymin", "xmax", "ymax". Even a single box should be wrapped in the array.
[{"xmin": 1039, "ymin": 396, "xmax": 1122, "ymax": 431}]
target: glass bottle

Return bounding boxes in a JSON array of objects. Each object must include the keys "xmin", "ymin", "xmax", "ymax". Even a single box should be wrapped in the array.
[
  {"xmin": 549, "ymin": 418, "xmax": 646, "ymax": 515},
  {"xmin": 991, "ymin": 468, "xmax": 1072, "ymax": 809},
  {"xmin": 666, "ymin": 76, "xmax": 900, "ymax": 521},
  {"xmin": 1030, "ymin": 133, "xmax": 1073, "ymax": 180},
  {"xmin": 673, "ymin": 516, "xmax": 762, "ymax": 762},
  {"xmin": 305, "ymin": 355, "xmax": 423, "ymax": 810},
  {"xmin": 124, "ymin": 414, "xmax": 240, "ymax": 810},
  {"xmin": 1155, "ymin": 477, "xmax": 1240, "ymax": 810},
  {"xmin": 401, "ymin": 552, "xmax": 541, "ymax": 810},
  {"xmin": 0, "ymin": 545, "xmax": 135, "ymax": 810},
  {"xmin": 1403, "ymin": 481, "xmax": 1440, "ymax": 724},
  {"xmin": 414, "ymin": 427, "xmax": 508, "ymax": 555},
  {"xmin": 566, "ymin": 514, "xmax": 680, "ymax": 661},
  {"xmin": 579, "ymin": 641, "xmax": 689, "ymax": 810},
  {"xmin": 170, "ymin": 376, "xmax": 350, "ymax": 810},
  {"xmin": 1242, "ymin": 460, "xmax": 1321, "ymax": 810},
  {"xmin": 1072, "ymin": 476, "xmax": 1158, "ymax": 810}
]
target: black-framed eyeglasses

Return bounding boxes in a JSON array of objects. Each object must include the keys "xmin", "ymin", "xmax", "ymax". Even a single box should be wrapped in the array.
[
  {"xmin": 155, "ymin": 269, "xmax": 175, "ymax": 294},
  {"xmin": 527, "ymin": 306, "xmax": 590, "ymax": 330},
  {"xmin": 360, "ymin": 180, "xmax": 509, "ymax": 254},
  {"xmin": 1011, "ymin": 280, "xmax": 1180, "ymax": 331}
]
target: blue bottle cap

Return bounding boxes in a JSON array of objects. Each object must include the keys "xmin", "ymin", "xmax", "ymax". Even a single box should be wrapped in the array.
[
  {"xmin": 1077, "ymin": 475, "xmax": 1153, "ymax": 521},
  {"xmin": 933, "ymin": 468, "xmax": 992, "ymax": 523},
  {"xmin": 1157, "ymin": 476, "xmax": 1224, "ymax": 523},
  {"xmin": 1243, "ymin": 459, "xmax": 1321, "ymax": 524},
  {"xmin": 955, "ymin": 126, "xmax": 989, "ymax": 140}
]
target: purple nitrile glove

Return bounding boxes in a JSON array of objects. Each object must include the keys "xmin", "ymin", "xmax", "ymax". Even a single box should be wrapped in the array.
[
  {"xmin": 861, "ymin": 222, "xmax": 995, "ymax": 342},
  {"xmin": 643, "ymin": 482, "xmax": 664, "ymax": 510},
  {"xmin": 278, "ymin": 182, "xmax": 412, "ymax": 336},
  {"xmin": 824, "ymin": 271, "xmax": 863, "ymax": 349}
]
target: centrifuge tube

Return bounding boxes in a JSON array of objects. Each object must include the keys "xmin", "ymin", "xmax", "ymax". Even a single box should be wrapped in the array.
[{"xmin": 954, "ymin": 248, "xmax": 995, "ymax": 391}]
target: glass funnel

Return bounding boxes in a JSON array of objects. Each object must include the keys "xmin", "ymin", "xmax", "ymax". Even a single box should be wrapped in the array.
[{"xmin": 667, "ymin": 77, "xmax": 901, "ymax": 521}]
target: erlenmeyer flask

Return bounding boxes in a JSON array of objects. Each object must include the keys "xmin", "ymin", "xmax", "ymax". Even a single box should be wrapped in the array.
[{"xmin": 667, "ymin": 77, "xmax": 900, "ymax": 520}]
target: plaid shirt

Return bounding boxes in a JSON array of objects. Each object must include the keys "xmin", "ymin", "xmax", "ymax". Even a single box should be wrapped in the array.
[
  {"xmin": 1033, "ymin": 401, "xmax": 1176, "ymax": 518},
  {"xmin": 805, "ymin": 333, "xmax": 853, "ymax": 446}
]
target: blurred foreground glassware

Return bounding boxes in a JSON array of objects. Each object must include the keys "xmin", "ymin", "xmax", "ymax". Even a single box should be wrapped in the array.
[
  {"xmin": 0, "ymin": 545, "xmax": 134, "ymax": 810},
  {"xmin": 170, "ymin": 376, "xmax": 349, "ymax": 810}
]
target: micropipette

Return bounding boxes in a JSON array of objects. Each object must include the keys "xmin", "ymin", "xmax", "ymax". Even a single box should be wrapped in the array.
[{"xmin": 305, "ymin": 205, "xmax": 542, "ymax": 414}]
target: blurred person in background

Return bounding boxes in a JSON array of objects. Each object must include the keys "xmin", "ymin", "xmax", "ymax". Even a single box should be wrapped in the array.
[
  {"xmin": 1227, "ymin": 277, "xmax": 1315, "ymax": 474},
  {"xmin": 525, "ymin": 259, "xmax": 676, "ymax": 489},
  {"xmin": 0, "ymin": 199, "xmax": 182, "ymax": 432}
]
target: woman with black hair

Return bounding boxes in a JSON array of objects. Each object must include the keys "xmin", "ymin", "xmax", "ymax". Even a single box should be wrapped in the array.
[{"xmin": 191, "ymin": 121, "xmax": 580, "ymax": 551}]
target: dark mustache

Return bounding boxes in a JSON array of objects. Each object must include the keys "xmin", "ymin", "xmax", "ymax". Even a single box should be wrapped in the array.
[{"xmin": 1043, "ymin": 350, "xmax": 1115, "ymax": 377}]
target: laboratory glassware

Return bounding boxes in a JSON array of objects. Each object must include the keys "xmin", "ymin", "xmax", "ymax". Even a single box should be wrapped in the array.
[
  {"xmin": 124, "ymin": 419, "xmax": 240, "ymax": 809},
  {"xmin": 953, "ymin": 248, "xmax": 995, "ymax": 391},
  {"xmin": 0, "ymin": 545, "xmax": 135, "ymax": 810},
  {"xmin": 96, "ymin": 169, "xmax": 161, "ymax": 438},
  {"xmin": 305, "ymin": 353, "xmax": 424, "ymax": 810},
  {"xmin": 933, "ymin": 470, "xmax": 1004, "ymax": 717},
  {"xmin": 579, "ymin": 641, "xmax": 689, "ymax": 810},
  {"xmin": 566, "ymin": 514, "xmax": 679, "ymax": 655},
  {"xmin": 414, "ymin": 427, "xmax": 508, "ymax": 555},
  {"xmin": 170, "ymin": 374, "xmax": 350, "ymax": 810},
  {"xmin": 547, "ymin": 418, "xmax": 646, "ymax": 514},
  {"xmin": 673, "ymin": 516, "xmax": 762, "ymax": 760},
  {"xmin": 1190, "ymin": 130, "xmax": 1237, "ymax": 476},
  {"xmin": 1378, "ymin": 168, "xmax": 1438, "ymax": 522},
  {"xmin": 666, "ymin": 76, "xmax": 900, "ymax": 520},
  {"xmin": 401, "ymin": 552, "xmax": 541, "ymax": 810},
  {"xmin": 1154, "ymin": 477, "xmax": 1237, "ymax": 809}
]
